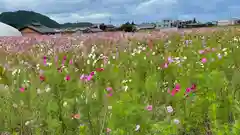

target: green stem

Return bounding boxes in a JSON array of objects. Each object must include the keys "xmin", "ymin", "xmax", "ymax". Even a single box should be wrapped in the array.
[
  {"xmin": 87, "ymin": 111, "xmax": 96, "ymax": 135},
  {"xmin": 100, "ymin": 106, "xmax": 108, "ymax": 135}
]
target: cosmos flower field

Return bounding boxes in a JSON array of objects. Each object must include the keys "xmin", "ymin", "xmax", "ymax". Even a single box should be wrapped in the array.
[{"xmin": 1, "ymin": 28, "xmax": 240, "ymax": 135}]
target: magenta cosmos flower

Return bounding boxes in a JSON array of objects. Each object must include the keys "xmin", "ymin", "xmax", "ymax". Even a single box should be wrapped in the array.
[
  {"xmin": 19, "ymin": 87, "xmax": 25, "ymax": 92},
  {"xmin": 201, "ymin": 58, "xmax": 207, "ymax": 63},
  {"xmin": 146, "ymin": 105, "xmax": 153, "ymax": 111},
  {"xmin": 65, "ymin": 75, "xmax": 70, "ymax": 81}
]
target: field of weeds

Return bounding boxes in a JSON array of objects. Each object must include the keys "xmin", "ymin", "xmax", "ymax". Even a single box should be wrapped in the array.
[{"xmin": 1, "ymin": 28, "xmax": 240, "ymax": 135}]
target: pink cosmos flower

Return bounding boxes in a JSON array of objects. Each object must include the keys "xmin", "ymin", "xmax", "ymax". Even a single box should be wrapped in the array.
[
  {"xmin": 65, "ymin": 75, "xmax": 70, "ymax": 81},
  {"xmin": 87, "ymin": 75, "xmax": 93, "ymax": 81},
  {"xmin": 106, "ymin": 87, "xmax": 113, "ymax": 96},
  {"xmin": 170, "ymin": 89, "xmax": 178, "ymax": 96},
  {"xmin": 168, "ymin": 84, "xmax": 181, "ymax": 96},
  {"xmin": 43, "ymin": 56, "xmax": 47, "ymax": 65},
  {"xmin": 164, "ymin": 63, "xmax": 168, "ymax": 68},
  {"xmin": 72, "ymin": 114, "xmax": 80, "ymax": 119},
  {"xmin": 106, "ymin": 128, "xmax": 111, "ymax": 133},
  {"xmin": 19, "ymin": 87, "xmax": 25, "ymax": 92},
  {"xmin": 191, "ymin": 84, "xmax": 196, "ymax": 90},
  {"xmin": 43, "ymin": 59, "xmax": 47, "ymax": 66},
  {"xmin": 80, "ymin": 74, "xmax": 93, "ymax": 82},
  {"xmin": 198, "ymin": 50, "xmax": 205, "ymax": 54},
  {"xmin": 102, "ymin": 56, "xmax": 108, "ymax": 65},
  {"xmin": 146, "ymin": 105, "xmax": 153, "ymax": 111},
  {"xmin": 63, "ymin": 56, "xmax": 67, "ymax": 60},
  {"xmin": 106, "ymin": 87, "xmax": 112, "ymax": 91},
  {"xmin": 80, "ymin": 74, "xmax": 86, "ymax": 80},
  {"xmin": 107, "ymin": 93, "xmax": 113, "ymax": 97},
  {"xmin": 186, "ymin": 87, "xmax": 191, "ymax": 93},
  {"xmin": 168, "ymin": 57, "xmax": 174, "ymax": 63},
  {"xmin": 175, "ymin": 84, "xmax": 180, "ymax": 91},
  {"xmin": 90, "ymin": 71, "xmax": 95, "ymax": 76},
  {"xmin": 69, "ymin": 59, "xmax": 73, "ymax": 64},
  {"xmin": 62, "ymin": 56, "xmax": 67, "ymax": 66},
  {"xmin": 184, "ymin": 84, "xmax": 197, "ymax": 97},
  {"xmin": 201, "ymin": 58, "xmax": 207, "ymax": 63},
  {"xmin": 212, "ymin": 48, "xmax": 216, "ymax": 51}
]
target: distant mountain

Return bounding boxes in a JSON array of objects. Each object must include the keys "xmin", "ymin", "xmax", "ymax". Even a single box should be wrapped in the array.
[
  {"xmin": 0, "ymin": 10, "xmax": 93, "ymax": 29},
  {"xmin": 0, "ymin": 10, "xmax": 60, "ymax": 28}
]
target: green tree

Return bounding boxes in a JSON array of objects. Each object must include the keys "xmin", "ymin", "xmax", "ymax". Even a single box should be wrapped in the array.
[
  {"xmin": 99, "ymin": 23, "xmax": 107, "ymax": 31},
  {"xmin": 0, "ymin": 10, "xmax": 60, "ymax": 28},
  {"xmin": 193, "ymin": 18, "xmax": 197, "ymax": 23},
  {"xmin": 120, "ymin": 22, "xmax": 136, "ymax": 32}
]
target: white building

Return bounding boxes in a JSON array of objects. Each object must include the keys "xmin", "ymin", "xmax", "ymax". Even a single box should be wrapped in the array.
[
  {"xmin": 155, "ymin": 19, "xmax": 176, "ymax": 29},
  {"xmin": 0, "ymin": 22, "xmax": 22, "ymax": 36},
  {"xmin": 217, "ymin": 18, "xmax": 240, "ymax": 26}
]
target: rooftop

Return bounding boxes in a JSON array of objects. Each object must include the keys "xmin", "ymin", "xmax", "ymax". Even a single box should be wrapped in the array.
[{"xmin": 19, "ymin": 22, "xmax": 57, "ymax": 34}]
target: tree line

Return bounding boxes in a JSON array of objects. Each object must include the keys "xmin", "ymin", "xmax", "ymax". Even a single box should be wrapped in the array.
[{"xmin": 99, "ymin": 21, "xmax": 136, "ymax": 32}]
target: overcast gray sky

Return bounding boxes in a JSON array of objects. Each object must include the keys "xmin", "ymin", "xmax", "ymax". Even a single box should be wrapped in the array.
[{"xmin": 0, "ymin": 0, "xmax": 239, "ymax": 24}]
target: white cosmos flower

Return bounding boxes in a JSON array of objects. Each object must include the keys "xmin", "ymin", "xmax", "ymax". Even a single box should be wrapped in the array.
[
  {"xmin": 224, "ymin": 51, "xmax": 228, "ymax": 56},
  {"xmin": 45, "ymin": 86, "xmax": 51, "ymax": 92},
  {"xmin": 25, "ymin": 121, "xmax": 30, "ymax": 126},
  {"xmin": 37, "ymin": 88, "xmax": 42, "ymax": 94},
  {"xmin": 63, "ymin": 101, "xmax": 68, "ymax": 107},
  {"xmin": 222, "ymin": 48, "xmax": 227, "ymax": 52},
  {"xmin": 135, "ymin": 125, "xmax": 140, "ymax": 131},
  {"xmin": 173, "ymin": 119, "xmax": 180, "ymax": 124},
  {"xmin": 123, "ymin": 85, "xmax": 128, "ymax": 91},
  {"xmin": 108, "ymin": 106, "xmax": 112, "ymax": 110},
  {"xmin": 166, "ymin": 106, "xmax": 173, "ymax": 113},
  {"xmin": 87, "ymin": 59, "xmax": 91, "ymax": 64}
]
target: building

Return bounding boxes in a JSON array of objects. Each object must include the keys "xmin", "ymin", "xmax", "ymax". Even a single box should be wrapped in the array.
[
  {"xmin": 105, "ymin": 24, "xmax": 115, "ymax": 29},
  {"xmin": 55, "ymin": 27, "xmax": 103, "ymax": 35},
  {"xmin": 217, "ymin": 18, "xmax": 240, "ymax": 26},
  {"xmin": 91, "ymin": 23, "xmax": 102, "ymax": 28},
  {"xmin": 211, "ymin": 21, "xmax": 218, "ymax": 25},
  {"xmin": 0, "ymin": 22, "xmax": 22, "ymax": 36},
  {"xmin": 60, "ymin": 28, "xmax": 77, "ymax": 36},
  {"xmin": 155, "ymin": 19, "xmax": 176, "ymax": 29},
  {"xmin": 162, "ymin": 19, "xmax": 174, "ymax": 27},
  {"xmin": 83, "ymin": 28, "xmax": 103, "ymax": 33},
  {"xmin": 217, "ymin": 20, "xmax": 234, "ymax": 26},
  {"xmin": 19, "ymin": 22, "xmax": 59, "ymax": 36},
  {"xmin": 155, "ymin": 22, "xmax": 162, "ymax": 29},
  {"xmin": 91, "ymin": 23, "xmax": 117, "ymax": 31},
  {"xmin": 232, "ymin": 18, "xmax": 240, "ymax": 25},
  {"xmin": 105, "ymin": 24, "xmax": 118, "ymax": 31}
]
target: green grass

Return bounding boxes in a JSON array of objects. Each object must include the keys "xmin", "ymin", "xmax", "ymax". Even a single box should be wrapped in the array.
[{"xmin": 1, "ymin": 29, "xmax": 240, "ymax": 135}]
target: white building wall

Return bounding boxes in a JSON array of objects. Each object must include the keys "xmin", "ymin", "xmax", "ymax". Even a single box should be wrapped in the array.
[{"xmin": 217, "ymin": 20, "xmax": 234, "ymax": 26}]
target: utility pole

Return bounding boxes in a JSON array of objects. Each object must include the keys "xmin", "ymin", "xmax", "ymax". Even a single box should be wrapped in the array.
[{"xmin": 109, "ymin": 17, "xmax": 112, "ymax": 24}]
